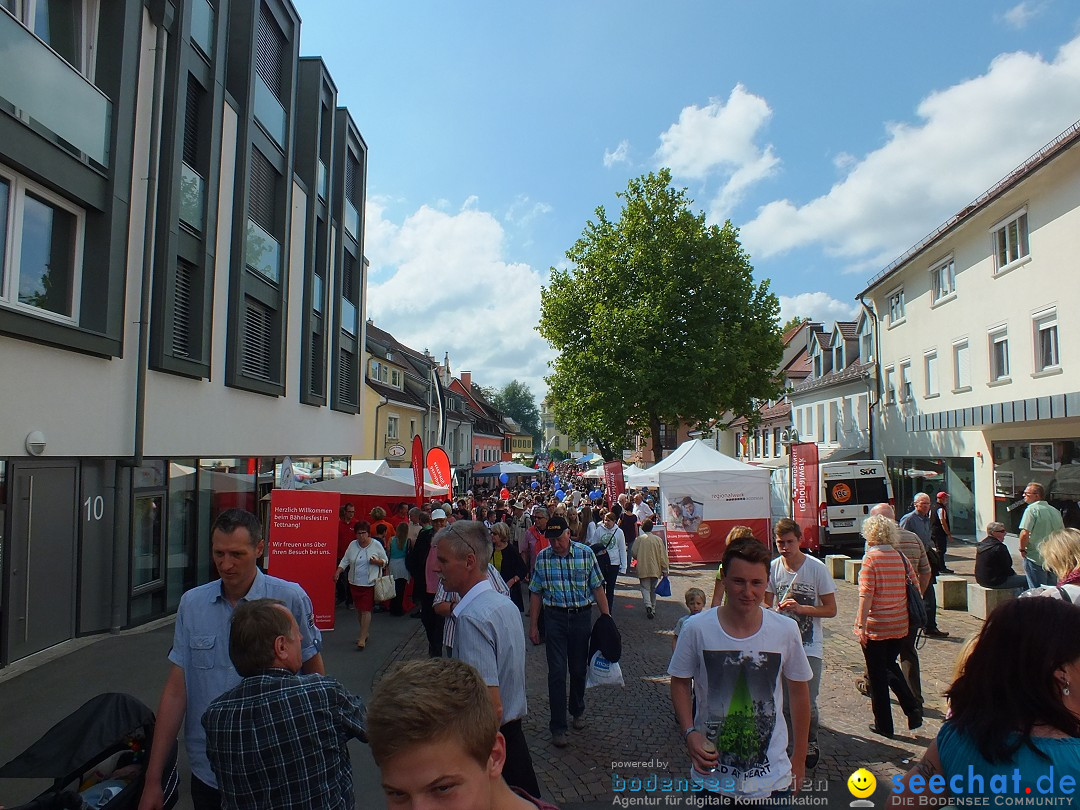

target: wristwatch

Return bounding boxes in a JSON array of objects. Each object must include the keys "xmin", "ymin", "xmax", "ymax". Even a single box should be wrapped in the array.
[{"xmin": 683, "ymin": 727, "xmax": 697, "ymax": 740}]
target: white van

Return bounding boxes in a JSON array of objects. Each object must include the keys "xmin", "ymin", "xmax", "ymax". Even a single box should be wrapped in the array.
[{"xmin": 816, "ymin": 460, "xmax": 894, "ymax": 553}]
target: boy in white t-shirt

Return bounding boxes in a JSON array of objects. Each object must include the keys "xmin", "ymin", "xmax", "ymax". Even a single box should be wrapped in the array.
[
  {"xmin": 669, "ymin": 538, "xmax": 812, "ymax": 801},
  {"xmin": 764, "ymin": 519, "xmax": 837, "ymax": 771}
]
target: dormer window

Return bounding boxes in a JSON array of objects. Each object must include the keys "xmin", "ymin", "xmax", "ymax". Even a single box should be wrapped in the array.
[{"xmin": 834, "ymin": 344, "xmax": 845, "ymax": 370}]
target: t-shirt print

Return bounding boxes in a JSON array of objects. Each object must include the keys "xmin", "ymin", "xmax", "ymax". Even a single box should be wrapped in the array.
[
  {"xmin": 701, "ymin": 649, "xmax": 781, "ymax": 779},
  {"xmin": 776, "ymin": 581, "xmax": 816, "ymax": 646}
]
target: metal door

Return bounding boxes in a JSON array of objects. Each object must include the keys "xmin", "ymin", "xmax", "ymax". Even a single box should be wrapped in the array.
[{"xmin": 6, "ymin": 463, "xmax": 77, "ymax": 662}]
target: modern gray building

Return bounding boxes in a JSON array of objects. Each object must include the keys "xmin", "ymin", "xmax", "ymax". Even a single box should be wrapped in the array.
[{"xmin": 0, "ymin": 0, "xmax": 370, "ymax": 666}]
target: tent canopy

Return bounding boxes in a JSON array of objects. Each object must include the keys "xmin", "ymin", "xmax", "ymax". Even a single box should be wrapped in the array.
[
  {"xmin": 474, "ymin": 462, "xmax": 537, "ymax": 477},
  {"xmin": 624, "ymin": 440, "xmax": 767, "ymax": 488},
  {"xmin": 349, "ymin": 459, "xmax": 391, "ymax": 475},
  {"xmin": 305, "ymin": 470, "xmax": 446, "ymax": 497}
]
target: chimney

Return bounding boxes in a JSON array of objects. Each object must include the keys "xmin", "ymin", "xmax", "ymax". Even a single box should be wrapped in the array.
[{"xmin": 461, "ymin": 371, "xmax": 472, "ymax": 390}]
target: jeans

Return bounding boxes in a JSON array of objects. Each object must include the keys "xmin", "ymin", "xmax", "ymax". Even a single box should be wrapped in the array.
[
  {"xmin": 923, "ymin": 580, "xmax": 941, "ymax": 631},
  {"xmin": 1024, "ymin": 557, "xmax": 1056, "ymax": 589},
  {"xmin": 862, "ymin": 636, "xmax": 921, "ymax": 736},
  {"xmin": 991, "ymin": 574, "xmax": 1030, "ymax": 592},
  {"xmin": 543, "ymin": 606, "xmax": 592, "ymax": 733},
  {"xmin": 782, "ymin": 655, "xmax": 822, "ymax": 755},
  {"xmin": 639, "ymin": 577, "xmax": 658, "ymax": 609},
  {"xmin": 603, "ymin": 563, "xmax": 620, "ymax": 608},
  {"xmin": 190, "ymin": 774, "xmax": 222, "ymax": 810},
  {"xmin": 419, "ymin": 592, "xmax": 444, "ymax": 657},
  {"xmin": 897, "ymin": 626, "xmax": 922, "ymax": 704}
]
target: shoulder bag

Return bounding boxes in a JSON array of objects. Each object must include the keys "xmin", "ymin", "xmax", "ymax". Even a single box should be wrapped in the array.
[{"xmin": 897, "ymin": 550, "xmax": 928, "ymax": 645}]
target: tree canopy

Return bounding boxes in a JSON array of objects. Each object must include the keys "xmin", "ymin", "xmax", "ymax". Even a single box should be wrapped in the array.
[
  {"xmin": 492, "ymin": 380, "xmax": 542, "ymax": 447},
  {"xmin": 537, "ymin": 169, "xmax": 784, "ymax": 461}
]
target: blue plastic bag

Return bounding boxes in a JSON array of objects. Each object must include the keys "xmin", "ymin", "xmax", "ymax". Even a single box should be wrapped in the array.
[{"xmin": 656, "ymin": 575, "xmax": 671, "ymax": 597}]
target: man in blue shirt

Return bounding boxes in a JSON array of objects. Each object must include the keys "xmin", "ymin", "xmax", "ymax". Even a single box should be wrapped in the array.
[
  {"xmin": 528, "ymin": 516, "xmax": 610, "ymax": 748},
  {"xmin": 138, "ymin": 509, "xmax": 324, "ymax": 810},
  {"xmin": 899, "ymin": 493, "xmax": 949, "ymax": 639}
]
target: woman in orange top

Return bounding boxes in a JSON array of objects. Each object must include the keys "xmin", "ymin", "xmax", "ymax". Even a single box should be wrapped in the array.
[
  {"xmin": 370, "ymin": 506, "xmax": 395, "ymax": 550},
  {"xmin": 855, "ymin": 514, "xmax": 924, "ymax": 738}
]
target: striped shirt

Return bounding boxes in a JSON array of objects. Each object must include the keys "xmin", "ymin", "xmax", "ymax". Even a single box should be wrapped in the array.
[
  {"xmin": 528, "ymin": 541, "xmax": 604, "ymax": 608},
  {"xmin": 859, "ymin": 546, "xmax": 912, "ymax": 640},
  {"xmin": 435, "ymin": 563, "xmax": 509, "ymax": 653},
  {"xmin": 452, "ymin": 585, "xmax": 528, "ymax": 723}
]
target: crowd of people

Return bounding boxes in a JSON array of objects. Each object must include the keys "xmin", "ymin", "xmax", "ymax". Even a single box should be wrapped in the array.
[{"xmin": 120, "ymin": 466, "xmax": 1080, "ymax": 809}]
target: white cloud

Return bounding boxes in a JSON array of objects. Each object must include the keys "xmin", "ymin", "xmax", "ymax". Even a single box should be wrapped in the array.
[
  {"xmin": 603, "ymin": 139, "xmax": 630, "ymax": 167},
  {"xmin": 504, "ymin": 195, "xmax": 553, "ymax": 227},
  {"xmin": 740, "ymin": 35, "xmax": 1080, "ymax": 271},
  {"xmin": 365, "ymin": 199, "xmax": 556, "ymax": 397},
  {"xmin": 1000, "ymin": 2, "xmax": 1043, "ymax": 29},
  {"xmin": 779, "ymin": 292, "xmax": 860, "ymax": 327},
  {"xmin": 655, "ymin": 84, "xmax": 780, "ymax": 220}
]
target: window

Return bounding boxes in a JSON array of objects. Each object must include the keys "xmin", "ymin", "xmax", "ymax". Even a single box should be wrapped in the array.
[
  {"xmin": 0, "ymin": 171, "xmax": 84, "ymax": 324},
  {"xmin": 762, "ymin": 430, "xmax": 770, "ymax": 458},
  {"xmin": 859, "ymin": 321, "xmax": 873, "ymax": 362},
  {"xmin": 813, "ymin": 350, "xmax": 822, "ymax": 378},
  {"xmin": 888, "ymin": 287, "xmax": 905, "ymax": 325},
  {"xmin": 883, "ymin": 366, "xmax": 896, "ymax": 404},
  {"xmin": 390, "ymin": 368, "xmax": 402, "ymax": 388},
  {"xmin": 834, "ymin": 343, "xmax": 845, "ymax": 370},
  {"xmin": 953, "ymin": 340, "xmax": 971, "ymax": 391},
  {"xmin": 386, "ymin": 414, "xmax": 399, "ymax": 440},
  {"xmin": 930, "ymin": 258, "xmax": 955, "ymax": 304},
  {"xmin": 924, "ymin": 352, "xmax": 939, "ymax": 397},
  {"xmin": 992, "ymin": 209, "xmax": 1029, "ymax": 274},
  {"xmin": 1033, "ymin": 310, "xmax": 1059, "ymax": 373},
  {"xmin": 989, "ymin": 328, "xmax": 1010, "ymax": 382},
  {"xmin": 8, "ymin": 0, "xmax": 90, "ymax": 74},
  {"xmin": 773, "ymin": 428, "xmax": 781, "ymax": 457}
]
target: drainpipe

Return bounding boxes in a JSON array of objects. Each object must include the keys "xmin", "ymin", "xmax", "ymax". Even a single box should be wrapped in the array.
[
  {"xmin": 372, "ymin": 396, "xmax": 388, "ymax": 458},
  {"xmin": 858, "ymin": 295, "xmax": 879, "ymax": 460},
  {"xmin": 112, "ymin": 18, "xmax": 168, "ymax": 633}
]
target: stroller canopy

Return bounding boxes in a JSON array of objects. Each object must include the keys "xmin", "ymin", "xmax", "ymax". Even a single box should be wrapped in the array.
[{"xmin": 0, "ymin": 693, "xmax": 155, "ymax": 780}]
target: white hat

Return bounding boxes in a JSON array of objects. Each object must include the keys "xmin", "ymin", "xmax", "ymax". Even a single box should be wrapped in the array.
[{"xmin": 430, "ymin": 508, "xmax": 447, "ymax": 520}]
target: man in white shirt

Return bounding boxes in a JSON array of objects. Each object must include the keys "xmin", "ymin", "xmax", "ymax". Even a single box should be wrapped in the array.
[
  {"xmin": 764, "ymin": 519, "xmax": 836, "ymax": 771},
  {"xmin": 670, "ymin": 537, "xmax": 811, "ymax": 801},
  {"xmin": 632, "ymin": 492, "xmax": 655, "ymax": 523}
]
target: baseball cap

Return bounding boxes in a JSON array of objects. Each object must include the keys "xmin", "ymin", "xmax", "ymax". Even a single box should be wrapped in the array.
[
  {"xmin": 430, "ymin": 508, "xmax": 447, "ymax": 520},
  {"xmin": 544, "ymin": 516, "xmax": 569, "ymax": 538},
  {"xmin": 936, "ymin": 491, "xmax": 948, "ymax": 500}
]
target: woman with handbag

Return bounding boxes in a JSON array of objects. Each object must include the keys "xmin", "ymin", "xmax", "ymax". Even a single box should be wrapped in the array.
[
  {"xmin": 593, "ymin": 512, "xmax": 627, "ymax": 608},
  {"xmin": 335, "ymin": 520, "xmax": 389, "ymax": 650},
  {"xmin": 854, "ymin": 514, "xmax": 924, "ymax": 737}
]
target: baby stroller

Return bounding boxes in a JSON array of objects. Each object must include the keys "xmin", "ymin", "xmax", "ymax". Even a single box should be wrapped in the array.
[{"xmin": 0, "ymin": 693, "xmax": 178, "ymax": 810}]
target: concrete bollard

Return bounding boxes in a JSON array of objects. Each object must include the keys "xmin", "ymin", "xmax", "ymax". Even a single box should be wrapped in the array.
[
  {"xmin": 826, "ymin": 554, "xmax": 850, "ymax": 579},
  {"xmin": 935, "ymin": 575, "xmax": 968, "ymax": 610},
  {"xmin": 967, "ymin": 583, "xmax": 1017, "ymax": 620},
  {"xmin": 844, "ymin": 558, "xmax": 862, "ymax": 584}
]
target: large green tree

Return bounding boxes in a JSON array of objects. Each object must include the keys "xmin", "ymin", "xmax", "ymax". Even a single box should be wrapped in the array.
[
  {"xmin": 537, "ymin": 169, "xmax": 784, "ymax": 462},
  {"xmin": 492, "ymin": 380, "xmax": 542, "ymax": 447}
]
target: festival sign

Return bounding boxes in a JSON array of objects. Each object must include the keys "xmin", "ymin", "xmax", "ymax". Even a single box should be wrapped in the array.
[
  {"xmin": 603, "ymin": 461, "xmax": 626, "ymax": 509},
  {"xmin": 411, "ymin": 434, "xmax": 425, "ymax": 506},
  {"xmin": 426, "ymin": 446, "xmax": 453, "ymax": 502},
  {"xmin": 267, "ymin": 489, "xmax": 339, "ymax": 630},
  {"xmin": 791, "ymin": 442, "xmax": 820, "ymax": 550}
]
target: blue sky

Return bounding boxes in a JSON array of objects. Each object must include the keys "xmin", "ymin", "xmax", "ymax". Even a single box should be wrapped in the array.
[{"xmin": 295, "ymin": 1, "xmax": 1080, "ymax": 398}]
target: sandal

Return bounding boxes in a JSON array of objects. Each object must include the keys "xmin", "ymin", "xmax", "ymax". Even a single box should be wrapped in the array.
[{"xmin": 355, "ymin": 640, "xmax": 365, "ymax": 650}]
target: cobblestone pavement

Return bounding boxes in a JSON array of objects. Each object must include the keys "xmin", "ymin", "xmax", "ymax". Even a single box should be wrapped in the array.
[{"xmin": 379, "ymin": 541, "xmax": 987, "ymax": 809}]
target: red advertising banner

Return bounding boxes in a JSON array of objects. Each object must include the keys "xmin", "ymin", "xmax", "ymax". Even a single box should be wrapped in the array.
[
  {"xmin": 665, "ymin": 518, "xmax": 771, "ymax": 563},
  {"xmin": 426, "ymin": 447, "xmax": 452, "ymax": 502},
  {"xmin": 411, "ymin": 435, "xmax": 425, "ymax": 506},
  {"xmin": 267, "ymin": 489, "xmax": 340, "ymax": 631},
  {"xmin": 603, "ymin": 461, "xmax": 625, "ymax": 509},
  {"xmin": 791, "ymin": 442, "xmax": 820, "ymax": 551}
]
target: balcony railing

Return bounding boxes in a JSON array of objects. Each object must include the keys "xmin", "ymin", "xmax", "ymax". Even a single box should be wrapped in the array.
[
  {"xmin": 344, "ymin": 199, "xmax": 360, "ymax": 240},
  {"xmin": 254, "ymin": 73, "xmax": 286, "ymax": 149},
  {"xmin": 244, "ymin": 218, "xmax": 282, "ymax": 283},
  {"xmin": 190, "ymin": 0, "xmax": 215, "ymax": 58},
  {"xmin": 180, "ymin": 163, "xmax": 206, "ymax": 230},
  {"xmin": 0, "ymin": 8, "xmax": 111, "ymax": 167}
]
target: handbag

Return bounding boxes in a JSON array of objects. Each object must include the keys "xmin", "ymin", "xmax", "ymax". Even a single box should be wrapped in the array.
[
  {"xmin": 656, "ymin": 574, "xmax": 672, "ymax": 597},
  {"xmin": 373, "ymin": 574, "xmax": 396, "ymax": 602},
  {"xmin": 590, "ymin": 530, "xmax": 616, "ymax": 567},
  {"xmin": 897, "ymin": 550, "xmax": 928, "ymax": 638}
]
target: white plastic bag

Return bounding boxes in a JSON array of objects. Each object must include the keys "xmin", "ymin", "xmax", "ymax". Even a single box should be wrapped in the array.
[{"xmin": 586, "ymin": 650, "xmax": 624, "ymax": 688}]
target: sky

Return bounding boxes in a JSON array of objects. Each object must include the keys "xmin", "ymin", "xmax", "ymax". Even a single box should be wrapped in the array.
[{"xmin": 295, "ymin": 1, "xmax": 1080, "ymax": 400}]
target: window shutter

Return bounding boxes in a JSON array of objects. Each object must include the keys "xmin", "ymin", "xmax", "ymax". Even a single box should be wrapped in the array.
[
  {"xmin": 310, "ymin": 326, "xmax": 324, "ymax": 396},
  {"xmin": 338, "ymin": 347, "xmax": 354, "ymax": 401},
  {"xmin": 241, "ymin": 299, "xmax": 273, "ymax": 380},
  {"xmin": 248, "ymin": 148, "xmax": 277, "ymax": 234},
  {"xmin": 172, "ymin": 259, "xmax": 194, "ymax": 358},
  {"xmin": 255, "ymin": 8, "xmax": 285, "ymax": 101},
  {"xmin": 183, "ymin": 79, "xmax": 202, "ymax": 166}
]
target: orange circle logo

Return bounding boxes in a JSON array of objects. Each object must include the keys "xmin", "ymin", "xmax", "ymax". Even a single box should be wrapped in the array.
[
  {"xmin": 831, "ymin": 482, "xmax": 852, "ymax": 504},
  {"xmin": 697, "ymin": 523, "xmax": 711, "ymax": 538}
]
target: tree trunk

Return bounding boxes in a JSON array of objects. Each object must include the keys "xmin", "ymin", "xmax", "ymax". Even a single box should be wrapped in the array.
[{"xmin": 649, "ymin": 413, "xmax": 663, "ymax": 465}]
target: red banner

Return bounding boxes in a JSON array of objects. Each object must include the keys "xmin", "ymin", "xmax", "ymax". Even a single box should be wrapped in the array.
[
  {"xmin": 603, "ymin": 461, "xmax": 625, "ymax": 509},
  {"xmin": 426, "ymin": 447, "xmax": 453, "ymax": 502},
  {"xmin": 791, "ymin": 442, "xmax": 820, "ymax": 552},
  {"xmin": 411, "ymin": 435, "xmax": 425, "ymax": 506},
  {"xmin": 267, "ymin": 489, "xmax": 340, "ymax": 630},
  {"xmin": 665, "ymin": 518, "xmax": 771, "ymax": 564}
]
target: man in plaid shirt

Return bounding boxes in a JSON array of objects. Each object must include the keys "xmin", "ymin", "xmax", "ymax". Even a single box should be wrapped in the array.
[
  {"xmin": 203, "ymin": 599, "xmax": 366, "ymax": 810},
  {"xmin": 528, "ymin": 515, "xmax": 611, "ymax": 748}
]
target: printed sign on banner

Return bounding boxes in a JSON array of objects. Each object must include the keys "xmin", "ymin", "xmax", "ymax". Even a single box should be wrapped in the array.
[
  {"xmin": 411, "ymin": 435, "xmax": 425, "ymax": 507},
  {"xmin": 603, "ymin": 461, "xmax": 625, "ymax": 509},
  {"xmin": 791, "ymin": 442, "xmax": 820, "ymax": 550},
  {"xmin": 660, "ymin": 483, "xmax": 770, "ymax": 563},
  {"xmin": 426, "ymin": 447, "xmax": 453, "ymax": 502},
  {"xmin": 268, "ymin": 489, "xmax": 340, "ymax": 630}
]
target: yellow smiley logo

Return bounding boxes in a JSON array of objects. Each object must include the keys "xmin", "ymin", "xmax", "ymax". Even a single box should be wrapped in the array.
[{"xmin": 847, "ymin": 768, "xmax": 877, "ymax": 798}]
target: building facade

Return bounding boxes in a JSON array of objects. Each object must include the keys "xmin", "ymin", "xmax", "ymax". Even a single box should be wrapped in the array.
[
  {"xmin": 864, "ymin": 120, "xmax": 1080, "ymax": 539},
  {"xmin": 0, "ymin": 0, "xmax": 371, "ymax": 666}
]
